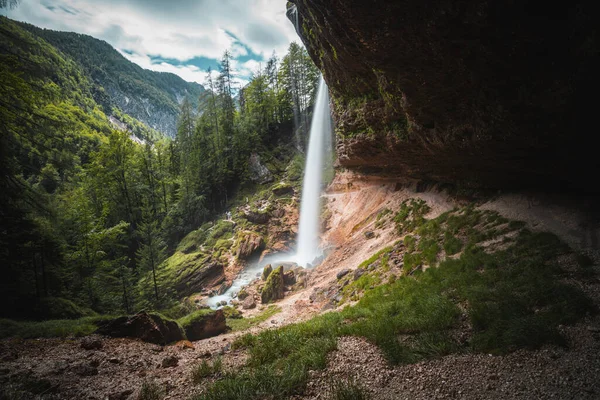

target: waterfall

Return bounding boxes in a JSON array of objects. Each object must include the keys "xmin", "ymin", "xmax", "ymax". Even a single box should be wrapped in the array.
[{"xmin": 295, "ymin": 76, "xmax": 332, "ymax": 267}]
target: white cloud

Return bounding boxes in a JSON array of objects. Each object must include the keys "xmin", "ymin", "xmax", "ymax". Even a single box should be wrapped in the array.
[{"xmin": 3, "ymin": 0, "xmax": 300, "ymax": 84}]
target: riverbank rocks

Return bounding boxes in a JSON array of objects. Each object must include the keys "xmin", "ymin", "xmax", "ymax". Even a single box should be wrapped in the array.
[
  {"xmin": 234, "ymin": 231, "xmax": 265, "ymax": 260},
  {"xmin": 179, "ymin": 309, "xmax": 227, "ymax": 341},
  {"xmin": 242, "ymin": 296, "xmax": 257, "ymax": 310},
  {"xmin": 261, "ymin": 265, "xmax": 285, "ymax": 304},
  {"xmin": 283, "ymin": 270, "xmax": 296, "ymax": 285},
  {"xmin": 95, "ymin": 312, "xmax": 184, "ymax": 345},
  {"xmin": 237, "ymin": 288, "xmax": 249, "ymax": 300}
]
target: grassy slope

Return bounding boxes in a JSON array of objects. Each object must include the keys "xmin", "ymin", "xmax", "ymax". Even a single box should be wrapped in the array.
[{"xmin": 191, "ymin": 202, "xmax": 596, "ymax": 400}]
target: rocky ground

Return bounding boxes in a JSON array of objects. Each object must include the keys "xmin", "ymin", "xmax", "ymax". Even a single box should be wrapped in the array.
[
  {"xmin": 2, "ymin": 171, "xmax": 599, "ymax": 399},
  {"xmin": 300, "ymin": 266, "xmax": 600, "ymax": 400}
]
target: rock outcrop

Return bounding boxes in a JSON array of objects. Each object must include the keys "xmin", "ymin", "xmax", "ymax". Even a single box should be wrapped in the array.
[
  {"xmin": 179, "ymin": 310, "xmax": 227, "ymax": 341},
  {"xmin": 290, "ymin": 0, "xmax": 600, "ymax": 191},
  {"xmin": 95, "ymin": 312, "xmax": 184, "ymax": 345},
  {"xmin": 235, "ymin": 232, "xmax": 265, "ymax": 260},
  {"xmin": 174, "ymin": 256, "xmax": 225, "ymax": 297},
  {"xmin": 261, "ymin": 265, "xmax": 285, "ymax": 303}
]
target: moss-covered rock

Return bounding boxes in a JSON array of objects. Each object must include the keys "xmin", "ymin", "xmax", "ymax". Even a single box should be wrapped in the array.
[
  {"xmin": 261, "ymin": 266, "xmax": 284, "ymax": 304},
  {"xmin": 178, "ymin": 309, "xmax": 227, "ymax": 341},
  {"xmin": 96, "ymin": 312, "xmax": 184, "ymax": 345},
  {"xmin": 261, "ymin": 264, "xmax": 273, "ymax": 281},
  {"xmin": 272, "ymin": 183, "xmax": 294, "ymax": 196},
  {"xmin": 237, "ymin": 288, "xmax": 249, "ymax": 300}
]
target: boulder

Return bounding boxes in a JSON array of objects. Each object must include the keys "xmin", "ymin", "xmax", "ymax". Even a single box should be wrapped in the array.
[
  {"xmin": 272, "ymin": 208, "xmax": 285, "ymax": 218},
  {"xmin": 283, "ymin": 270, "xmax": 296, "ymax": 286},
  {"xmin": 261, "ymin": 265, "xmax": 285, "ymax": 304},
  {"xmin": 179, "ymin": 309, "xmax": 227, "ymax": 341},
  {"xmin": 248, "ymin": 153, "xmax": 273, "ymax": 184},
  {"xmin": 96, "ymin": 312, "xmax": 184, "ymax": 345},
  {"xmin": 261, "ymin": 264, "xmax": 273, "ymax": 281},
  {"xmin": 244, "ymin": 210, "xmax": 270, "ymax": 224},
  {"xmin": 235, "ymin": 232, "xmax": 265, "ymax": 260},
  {"xmin": 80, "ymin": 337, "xmax": 103, "ymax": 350},
  {"xmin": 272, "ymin": 184, "xmax": 294, "ymax": 196},
  {"xmin": 353, "ymin": 268, "xmax": 365, "ymax": 281},
  {"xmin": 216, "ymin": 281, "xmax": 231, "ymax": 295},
  {"xmin": 364, "ymin": 231, "xmax": 375, "ymax": 239},
  {"xmin": 242, "ymin": 296, "xmax": 256, "ymax": 310},
  {"xmin": 336, "ymin": 269, "xmax": 351, "ymax": 280},
  {"xmin": 161, "ymin": 355, "xmax": 179, "ymax": 368},
  {"xmin": 237, "ymin": 288, "xmax": 249, "ymax": 300}
]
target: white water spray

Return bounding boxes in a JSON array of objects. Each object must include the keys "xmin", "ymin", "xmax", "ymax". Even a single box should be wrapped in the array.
[{"xmin": 295, "ymin": 76, "xmax": 332, "ymax": 267}]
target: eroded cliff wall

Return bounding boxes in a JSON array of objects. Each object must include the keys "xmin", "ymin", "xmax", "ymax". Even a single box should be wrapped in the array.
[{"xmin": 291, "ymin": 0, "xmax": 600, "ymax": 191}]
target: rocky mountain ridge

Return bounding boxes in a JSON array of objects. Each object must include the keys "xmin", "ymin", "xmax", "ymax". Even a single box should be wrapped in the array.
[{"xmin": 17, "ymin": 20, "xmax": 205, "ymax": 137}]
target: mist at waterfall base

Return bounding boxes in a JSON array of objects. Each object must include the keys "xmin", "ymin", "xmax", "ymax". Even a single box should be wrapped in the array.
[{"xmin": 207, "ymin": 77, "xmax": 332, "ymax": 308}]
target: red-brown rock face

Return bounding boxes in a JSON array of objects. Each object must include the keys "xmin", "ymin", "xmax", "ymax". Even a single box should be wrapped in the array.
[{"xmin": 290, "ymin": 0, "xmax": 600, "ymax": 191}]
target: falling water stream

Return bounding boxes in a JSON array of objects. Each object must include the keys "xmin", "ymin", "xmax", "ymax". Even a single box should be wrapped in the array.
[
  {"xmin": 206, "ymin": 77, "xmax": 332, "ymax": 308},
  {"xmin": 295, "ymin": 76, "xmax": 332, "ymax": 267},
  {"xmin": 207, "ymin": 5, "xmax": 332, "ymax": 307}
]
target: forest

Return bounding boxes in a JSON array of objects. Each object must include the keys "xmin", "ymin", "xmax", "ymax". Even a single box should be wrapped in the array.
[{"xmin": 0, "ymin": 16, "xmax": 319, "ymax": 319}]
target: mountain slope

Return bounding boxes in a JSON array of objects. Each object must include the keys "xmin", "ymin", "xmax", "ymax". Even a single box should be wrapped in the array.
[{"xmin": 17, "ymin": 20, "xmax": 205, "ymax": 137}]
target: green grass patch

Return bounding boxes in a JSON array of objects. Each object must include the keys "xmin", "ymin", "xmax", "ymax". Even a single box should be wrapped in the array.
[
  {"xmin": 443, "ymin": 232, "xmax": 463, "ymax": 255},
  {"xmin": 418, "ymin": 238, "xmax": 440, "ymax": 265},
  {"xmin": 357, "ymin": 246, "xmax": 392, "ymax": 269},
  {"xmin": 326, "ymin": 378, "xmax": 370, "ymax": 400},
  {"xmin": 394, "ymin": 199, "xmax": 431, "ymax": 234},
  {"xmin": 139, "ymin": 380, "xmax": 164, "ymax": 400},
  {"xmin": 192, "ymin": 356, "xmax": 223, "ymax": 383},
  {"xmin": 227, "ymin": 305, "xmax": 281, "ymax": 332},
  {"xmin": 0, "ymin": 316, "xmax": 115, "ymax": 339}
]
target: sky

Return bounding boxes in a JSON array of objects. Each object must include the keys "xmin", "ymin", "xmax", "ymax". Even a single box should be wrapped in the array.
[{"xmin": 1, "ymin": 0, "xmax": 299, "ymax": 87}]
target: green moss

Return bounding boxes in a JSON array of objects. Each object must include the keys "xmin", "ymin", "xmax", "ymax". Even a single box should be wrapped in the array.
[
  {"xmin": 261, "ymin": 266, "xmax": 284, "ymax": 304},
  {"xmin": 34, "ymin": 297, "xmax": 96, "ymax": 320},
  {"xmin": 222, "ymin": 306, "xmax": 242, "ymax": 319},
  {"xmin": 261, "ymin": 264, "xmax": 273, "ymax": 281},
  {"xmin": 177, "ymin": 309, "xmax": 215, "ymax": 329}
]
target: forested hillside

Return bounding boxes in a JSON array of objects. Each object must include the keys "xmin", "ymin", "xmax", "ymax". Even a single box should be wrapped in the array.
[
  {"xmin": 17, "ymin": 20, "xmax": 206, "ymax": 138},
  {"xmin": 0, "ymin": 16, "xmax": 319, "ymax": 319}
]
